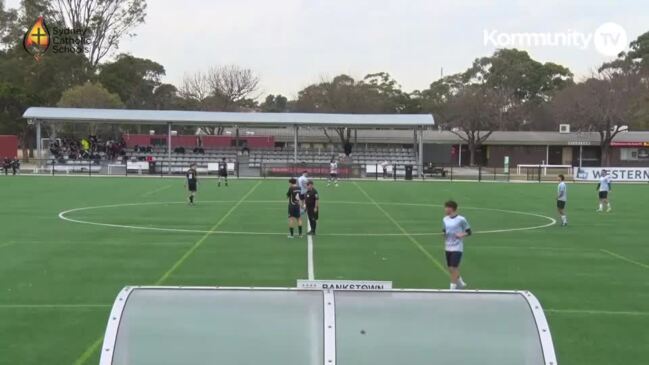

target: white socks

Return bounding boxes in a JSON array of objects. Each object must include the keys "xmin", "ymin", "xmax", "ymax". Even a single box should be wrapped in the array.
[
  {"xmin": 450, "ymin": 283, "xmax": 457, "ymax": 290},
  {"xmin": 561, "ymin": 215, "xmax": 567, "ymax": 224}
]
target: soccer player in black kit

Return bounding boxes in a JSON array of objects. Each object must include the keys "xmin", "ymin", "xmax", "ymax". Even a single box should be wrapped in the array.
[
  {"xmin": 305, "ymin": 181, "xmax": 319, "ymax": 235},
  {"xmin": 186, "ymin": 163, "xmax": 198, "ymax": 205},
  {"xmin": 217, "ymin": 157, "xmax": 228, "ymax": 187},
  {"xmin": 286, "ymin": 177, "xmax": 303, "ymax": 238}
]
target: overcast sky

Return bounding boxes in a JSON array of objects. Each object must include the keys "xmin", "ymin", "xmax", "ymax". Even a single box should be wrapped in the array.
[{"xmin": 9, "ymin": 0, "xmax": 649, "ymax": 98}]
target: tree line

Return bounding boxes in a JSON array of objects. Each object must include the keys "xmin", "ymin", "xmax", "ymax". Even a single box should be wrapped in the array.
[{"xmin": 1, "ymin": 0, "xmax": 648, "ymax": 165}]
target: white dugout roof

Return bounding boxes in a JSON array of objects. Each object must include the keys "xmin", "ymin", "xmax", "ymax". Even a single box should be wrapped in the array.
[
  {"xmin": 99, "ymin": 286, "xmax": 557, "ymax": 365},
  {"xmin": 22, "ymin": 107, "xmax": 435, "ymax": 128}
]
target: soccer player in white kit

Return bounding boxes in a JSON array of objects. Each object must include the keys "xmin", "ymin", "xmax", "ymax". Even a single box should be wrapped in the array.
[
  {"xmin": 328, "ymin": 159, "xmax": 339, "ymax": 187},
  {"xmin": 597, "ymin": 171, "xmax": 612, "ymax": 212},
  {"xmin": 297, "ymin": 171, "xmax": 309, "ymax": 201},
  {"xmin": 442, "ymin": 200, "xmax": 472, "ymax": 290},
  {"xmin": 557, "ymin": 174, "xmax": 568, "ymax": 226}
]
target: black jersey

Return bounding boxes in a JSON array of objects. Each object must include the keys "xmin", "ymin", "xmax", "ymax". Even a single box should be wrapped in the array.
[
  {"xmin": 186, "ymin": 169, "xmax": 197, "ymax": 183},
  {"xmin": 305, "ymin": 189, "xmax": 319, "ymax": 208},
  {"xmin": 218, "ymin": 161, "xmax": 227, "ymax": 172},
  {"xmin": 287, "ymin": 186, "xmax": 301, "ymax": 206}
]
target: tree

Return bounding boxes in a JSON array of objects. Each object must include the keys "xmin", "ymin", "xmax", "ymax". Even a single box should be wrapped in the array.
[
  {"xmin": 0, "ymin": 82, "xmax": 34, "ymax": 158},
  {"xmin": 552, "ymin": 73, "xmax": 644, "ymax": 166},
  {"xmin": 179, "ymin": 65, "xmax": 260, "ymax": 134},
  {"xmin": 600, "ymin": 31, "xmax": 649, "ymax": 74},
  {"xmin": 439, "ymin": 85, "xmax": 503, "ymax": 166},
  {"xmin": 464, "ymin": 49, "xmax": 573, "ymax": 130},
  {"xmin": 294, "ymin": 74, "xmax": 407, "ymax": 148},
  {"xmin": 58, "ymin": 81, "xmax": 123, "ymax": 108},
  {"xmin": 98, "ymin": 54, "xmax": 166, "ymax": 108},
  {"xmin": 363, "ymin": 72, "xmax": 420, "ymax": 113},
  {"xmin": 52, "ymin": 0, "xmax": 147, "ymax": 67},
  {"xmin": 0, "ymin": 0, "xmax": 20, "ymax": 50},
  {"xmin": 57, "ymin": 81, "xmax": 123, "ymax": 135},
  {"xmin": 260, "ymin": 94, "xmax": 288, "ymax": 112}
]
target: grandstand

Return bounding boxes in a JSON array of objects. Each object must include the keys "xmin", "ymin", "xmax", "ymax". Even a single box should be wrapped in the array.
[{"xmin": 22, "ymin": 107, "xmax": 432, "ymax": 178}]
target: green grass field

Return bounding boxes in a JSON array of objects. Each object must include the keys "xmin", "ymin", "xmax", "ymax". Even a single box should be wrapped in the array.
[{"xmin": 0, "ymin": 176, "xmax": 648, "ymax": 365}]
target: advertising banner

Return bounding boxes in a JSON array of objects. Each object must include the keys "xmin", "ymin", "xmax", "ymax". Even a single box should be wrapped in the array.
[{"xmin": 573, "ymin": 167, "xmax": 649, "ymax": 181}]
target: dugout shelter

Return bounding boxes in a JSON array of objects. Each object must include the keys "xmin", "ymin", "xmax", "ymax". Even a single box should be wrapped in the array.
[{"xmin": 99, "ymin": 286, "xmax": 557, "ymax": 365}]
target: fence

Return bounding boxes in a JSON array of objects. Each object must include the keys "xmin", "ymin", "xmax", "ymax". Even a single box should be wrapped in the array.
[{"xmin": 4, "ymin": 159, "xmax": 576, "ymax": 183}]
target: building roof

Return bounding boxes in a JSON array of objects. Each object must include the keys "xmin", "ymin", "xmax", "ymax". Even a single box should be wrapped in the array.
[
  {"xmin": 22, "ymin": 107, "xmax": 434, "ymax": 128},
  {"xmin": 229, "ymin": 128, "xmax": 649, "ymax": 145}
]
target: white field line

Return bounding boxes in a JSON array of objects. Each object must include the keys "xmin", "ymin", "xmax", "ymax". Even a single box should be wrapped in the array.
[
  {"xmin": 58, "ymin": 200, "xmax": 556, "ymax": 236},
  {"xmin": 141, "ymin": 184, "xmax": 172, "ymax": 197},
  {"xmin": 306, "ymin": 216, "xmax": 315, "ymax": 280},
  {"xmin": 0, "ymin": 303, "xmax": 110, "ymax": 309}
]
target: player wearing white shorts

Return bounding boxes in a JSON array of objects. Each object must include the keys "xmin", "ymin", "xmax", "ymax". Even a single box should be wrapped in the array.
[
  {"xmin": 328, "ymin": 159, "xmax": 339, "ymax": 187},
  {"xmin": 597, "ymin": 171, "xmax": 612, "ymax": 212},
  {"xmin": 442, "ymin": 200, "xmax": 472, "ymax": 290}
]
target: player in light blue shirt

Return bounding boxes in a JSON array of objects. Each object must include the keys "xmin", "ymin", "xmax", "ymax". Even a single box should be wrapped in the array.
[
  {"xmin": 442, "ymin": 200, "xmax": 472, "ymax": 290},
  {"xmin": 597, "ymin": 171, "xmax": 612, "ymax": 212},
  {"xmin": 557, "ymin": 174, "xmax": 568, "ymax": 226},
  {"xmin": 297, "ymin": 171, "xmax": 309, "ymax": 199}
]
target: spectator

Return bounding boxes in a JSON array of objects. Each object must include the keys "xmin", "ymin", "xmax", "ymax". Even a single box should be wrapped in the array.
[
  {"xmin": 11, "ymin": 157, "xmax": 19, "ymax": 175},
  {"xmin": 2, "ymin": 157, "xmax": 10, "ymax": 175}
]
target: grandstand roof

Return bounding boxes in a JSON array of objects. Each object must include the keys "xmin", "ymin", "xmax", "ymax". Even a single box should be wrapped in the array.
[{"xmin": 22, "ymin": 107, "xmax": 434, "ymax": 128}]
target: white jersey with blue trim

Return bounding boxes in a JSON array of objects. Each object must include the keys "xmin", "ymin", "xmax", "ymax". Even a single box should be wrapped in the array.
[
  {"xmin": 557, "ymin": 181, "xmax": 567, "ymax": 201},
  {"xmin": 443, "ymin": 215, "xmax": 470, "ymax": 252},
  {"xmin": 599, "ymin": 176, "xmax": 612, "ymax": 192},
  {"xmin": 297, "ymin": 175, "xmax": 309, "ymax": 194}
]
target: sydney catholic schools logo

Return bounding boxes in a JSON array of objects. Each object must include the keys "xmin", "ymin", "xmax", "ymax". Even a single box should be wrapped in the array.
[
  {"xmin": 23, "ymin": 16, "xmax": 50, "ymax": 61},
  {"xmin": 23, "ymin": 16, "xmax": 89, "ymax": 61}
]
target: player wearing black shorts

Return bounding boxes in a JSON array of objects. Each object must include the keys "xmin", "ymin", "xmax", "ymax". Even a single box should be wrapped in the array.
[
  {"xmin": 305, "ymin": 181, "xmax": 319, "ymax": 235},
  {"xmin": 287, "ymin": 178, "xmax": 303, "ymax": 238},
  {"xmin": 217, "ymin": 157, "xmax": 228, "ymax": 187},
  {"xmin": 185, "ymin": 163, "xmax": 198, "ymax": 205}
]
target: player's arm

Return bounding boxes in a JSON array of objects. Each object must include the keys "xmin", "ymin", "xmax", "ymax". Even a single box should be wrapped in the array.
[
  {"xmin": 596, "ymin": 182, "xmax": 600, "ymax": 190},
  {"xmin": 314, "ymin": 192, "xmax": 320, "ymax": 211},
  {"xmin": 456, "ymin": 219, "xmax": 472, "ymax": 238}
]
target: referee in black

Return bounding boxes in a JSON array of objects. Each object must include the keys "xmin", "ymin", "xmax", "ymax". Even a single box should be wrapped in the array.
[{"xmin": 305, "ymin": 180, "xmax": 319, "ymax": 235}]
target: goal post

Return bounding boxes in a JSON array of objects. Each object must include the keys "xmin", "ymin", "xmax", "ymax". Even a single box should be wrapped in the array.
[{"xmin": 516, "ymin": 164, "xmax": 573, "ymax": 181}]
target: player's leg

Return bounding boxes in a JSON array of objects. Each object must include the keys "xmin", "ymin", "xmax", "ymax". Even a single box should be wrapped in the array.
[
  {"xmin": 604, "ymin": 193, "xmax": 611, "ymax": 212},
  {"xmin": 224, "ymin": 174, "xmax": 228, "ymax": 186},
  {"xmin": 307, "ymin": 208, "xmax": 317, "ymax": 235},
  {"xmin": 217, "ymin": 175, "xmax": 221, "ymax": 187},
  {"xmin": 557, "ymin": 201, "xmax": 567, "ymax": 226},
  {"xmin": 446, "ymin": 251, "xmax": 464, "ymax": 290},
  {"xmin": 288, "ymin": 216, "xmax": 296, "ymax": 238}
]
